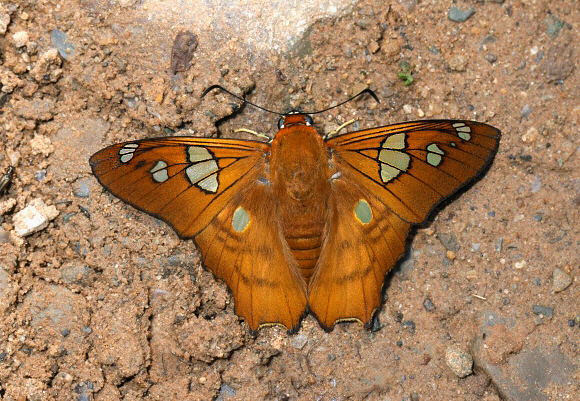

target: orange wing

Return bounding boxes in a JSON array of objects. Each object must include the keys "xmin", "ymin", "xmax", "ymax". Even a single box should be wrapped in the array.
[
  {"xmin": 90, "ymin": 137, "xmax": 308, "ymax": 331},
  {"xmin": 326, "ymin": 120, "xmax": 501, "ymax": 224},
  {"xmin": 310, "ymin": 120, "xmax": 500, "ymax": 328},
  {"xmin": 309, "ymin": 177, "xmax": 411, "ymax": 329}
]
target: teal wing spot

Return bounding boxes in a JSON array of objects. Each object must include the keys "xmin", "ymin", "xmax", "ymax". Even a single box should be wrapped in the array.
[
  {"xmin": 232, "ymin": 206, "xmax": 250, "ymax": 232},
  {"xmin": 355, "ymin": 199, "xmax": 372, "ymax": 225}
]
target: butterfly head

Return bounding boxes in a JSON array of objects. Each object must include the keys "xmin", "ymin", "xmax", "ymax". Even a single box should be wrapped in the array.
[{"xmin": 278, "ymin": 112, "xmax": 313, "ymax": 130}]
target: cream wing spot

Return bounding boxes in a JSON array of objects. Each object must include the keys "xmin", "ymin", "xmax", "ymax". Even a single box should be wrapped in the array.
[
  {"xmin": 378, "ymin": 133, "xmax": 411, "ymax": 183},
  {"xmin": 383, "ymin": 133, "xmax": 406, "ymax": 149},
  {"xmin": 452, "ymin": 122, "xmax": 472, "ymax": 141},
  {"xmin": 188, "ymin": 146, "xmax": 213, "ymax": 162},
  {"xmin": 198, "ymin": 173, "xmax": 218, "ymax": 192},
  {"xmin": 426, "ymin": 143, "xmax": 444, "ymax": 166},
  {"xmin": 185, "ymin": 146, "xmax": 220, "ymax": 193},
  {"xmin": 150, "ymin": 160, "xmax": 169, "ymax": 182},
  {"xmin": 378, "ymin": 150, "xmax": 411, "ymax": 183},
  {"xmin": 380, "ymin": 164, "xmax": 400, "ymax": 183},
  {"xmin": 119, "ymin": 143, "xmax": 139, "ymax": 163}
]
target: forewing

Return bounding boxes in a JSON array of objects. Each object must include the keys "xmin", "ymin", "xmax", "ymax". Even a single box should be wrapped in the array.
[
  {"xmin": 90, "ymin": 137, "xmax": 269, "ymax": 238},
  {"xmin": 326, "ymin": 120, "xmax": 501, "ymax": 223}
]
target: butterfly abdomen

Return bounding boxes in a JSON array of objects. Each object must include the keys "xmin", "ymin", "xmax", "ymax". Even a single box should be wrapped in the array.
[{"xmin": 286, "ymin": 236, "xmax": 323, "ymax": 279}]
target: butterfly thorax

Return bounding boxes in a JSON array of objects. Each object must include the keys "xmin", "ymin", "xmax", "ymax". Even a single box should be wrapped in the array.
[{"xmin": 270, "ymin": 118, "xmax": 331, "ymax": 281}]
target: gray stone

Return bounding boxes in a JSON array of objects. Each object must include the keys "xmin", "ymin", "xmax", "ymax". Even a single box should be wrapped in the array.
[
  {"xmin": 532, "ymin": 305, "xmax": 554, "ymax": 319},
  {"xmin": 448, "ymin": 6, "xmax": 475, "ymax": 22}
]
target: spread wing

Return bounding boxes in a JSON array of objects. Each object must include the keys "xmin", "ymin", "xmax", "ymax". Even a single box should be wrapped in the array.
[
  {"xmin": 90, "ymin": 137, "xmax": 308, "ymax": 331},
  {"xmin": 309, "ymin": 120, "xmax": 500, "ymax": 328}
]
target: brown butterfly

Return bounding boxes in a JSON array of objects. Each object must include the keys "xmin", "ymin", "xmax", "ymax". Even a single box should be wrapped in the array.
[{"xmin": 90, "ymin": 91, "xmax": 500, "ymax": 333}]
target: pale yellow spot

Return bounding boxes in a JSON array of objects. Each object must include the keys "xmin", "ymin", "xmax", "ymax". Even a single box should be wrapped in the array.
[
  {"xmin": 380, "ymin": 163, "xmax": 400, "ymax": 183},
  {"xmin": 120, "ymin": 153, "xmax": 133, "ymax": 163},
  {"xmin": 186, "ymin": 160, "xmax": 217, "ymax": 182}
]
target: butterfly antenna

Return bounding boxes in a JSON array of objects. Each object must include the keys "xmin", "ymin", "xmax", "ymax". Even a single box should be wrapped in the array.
[
  {"xmin": 305, "ymin": 88, "xmax": 379, "ymax": 115},
  {"xmin": 201, "ymin": 85, "xmax": 379, "ymax": 115},
  {"xmin": 201, "ymin": 85, "xmax": 284, "ymax": 116}
]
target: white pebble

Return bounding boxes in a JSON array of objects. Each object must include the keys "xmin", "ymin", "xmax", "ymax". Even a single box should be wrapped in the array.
[
  {"xmin": 13, "ymin": 199, "xmax": 59, "ymax": 237},
  {"xmin": 13, "ymin": 31, "xmax": 29, "ymax": 48}
]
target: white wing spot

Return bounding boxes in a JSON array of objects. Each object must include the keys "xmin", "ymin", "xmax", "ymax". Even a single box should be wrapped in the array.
[
  {"xmin": 150, "ymin": 160, "xmax": 169, "ymax": 183},
  {"xmin": 378, "ymin": 133, "xmax": 410, "ymax": 183},
  {"xmin": 426, "ymin": 143, "xmax": 444, "ymax": 167},
  {"xmin": 119, "ymin": 143, "xmax": 139, "ymax": 163}
]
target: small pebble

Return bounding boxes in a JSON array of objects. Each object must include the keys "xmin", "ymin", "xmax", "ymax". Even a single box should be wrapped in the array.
[
  {"xmin": 219, "ymin": 384, "xmax": 236, "ymax": 398},
  {"xmin": 484, "ymin": 54, "xmax": 497, "ymax": 63},
  {"xmin": 552, "ymin": 268, "xmax": 572, "ymax": 293},
  {"xmin": 445, "ymin": 347, "xmax": 473, "ymax": 378},
  {"xmin": 446, "ymin": 250, "xmax": 456, "ymax": 260},
  {"xmin": 514, "ymin": 260, "xmax": 526, "ymax": 269},
  {"xmin": 448, "ymin": 6, "xmax": 475, "ymax": 22},
  {"xmin": 13, "ymin": 31, "xmax": 29, "ymax": 48},
  {"xmin": 0, "ymin": 11, "xmax": 10, "ymax": 35},
  {"xmin": 521, "ymin": 104, "xmax": 532, "ymax": 118},
  {"xmin": 530, "ymin": 176, "xmax": 541, "ymax": 193},
  {"xmin": 73, "ymin": 178, "xmax": 91, "ymax": 198},
  {"xmin": 465, "ymin": 270, "xmax": 478, "ymax": 280},
  {"xmin": 495, "ymin": 237, "xmax": 503, "ymax": 252},
  {"xmin": 402, "ymin": 320, "xmax": 416, "ymax": 334},
  {"xmin": 50, "ymin": 29, "xmax": 75, "ymax": 59},
  {"xmin": 423, "ymin": 297, "xmax": 436, "ymax": 312},
  {"xmin": 532, "ymin": 305, "xmax": 554, "ymax": 319},
  {"xmin": 12, "ymin": 198, "xmax": 59, "ymax": 237}
]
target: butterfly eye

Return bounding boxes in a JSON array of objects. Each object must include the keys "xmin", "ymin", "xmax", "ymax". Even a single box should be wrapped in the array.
[
  {"xmin": 303, "ymin": 115, "xmax": 313, "ymax": 126},
  {"xmin": 277, "ymin": 117, "xmax": 285, "ymax": 130}
]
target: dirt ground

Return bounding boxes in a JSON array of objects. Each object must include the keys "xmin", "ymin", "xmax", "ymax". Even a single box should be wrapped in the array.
[{"xmin": 0, "ymin": 0, "xmax": 579, "ymax": 400}]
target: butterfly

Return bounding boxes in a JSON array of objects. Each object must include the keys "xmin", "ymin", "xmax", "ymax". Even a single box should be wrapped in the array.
[{"xmin": 90, "ymin": 92, "xmax": 500, "ymax": 333}]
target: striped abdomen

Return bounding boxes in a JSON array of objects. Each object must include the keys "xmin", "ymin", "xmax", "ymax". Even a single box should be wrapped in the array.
[{"xmin": 286, "ymin": 235, "xmax": 323, "ymax": 282}]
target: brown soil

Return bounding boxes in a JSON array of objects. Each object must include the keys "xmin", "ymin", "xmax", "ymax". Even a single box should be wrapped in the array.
[{"xmin": 0, "ymin": 0, "xmax": 578, "ymax": 400}]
